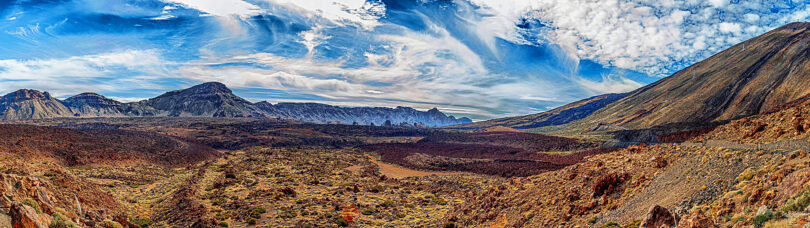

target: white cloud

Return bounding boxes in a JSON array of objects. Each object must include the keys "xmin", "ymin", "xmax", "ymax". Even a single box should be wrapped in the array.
[
  {"xmin": 177, "ymin": 66, "xmax": 360, "ymax": 97},
  {"xmin": 743, "ymin": 13, "xmax": 760, "ymax": 23},
  {"xmin": 467, "ymin": 0, "xmax": 810, "ymax": 76},
  {"xmin": 708, "ymin": 0, "xmax": 729, "ymax": 8},
  {"xmin": 718, "ymin": 22, "xmax": 742, "ymax": 34},
  {"xmin": 270, "ymin": 0, "xmax": 385, "ymax": 29},
  {"xmin": 0, "ymin": 50, "xmax": 168, "ymax": 96},
  {"xmin": 575, "ymin": 74, "xmax": 645, "ymax": 95},
  {"xmin": 161, "ymin": 0, "xmax": 262, "ymax": 17}
]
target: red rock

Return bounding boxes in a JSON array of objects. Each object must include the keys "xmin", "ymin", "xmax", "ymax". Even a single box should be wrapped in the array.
[
  {"xmin": 639, "ymin": 205, "xmax": 676, "ymax": 228},
  {"xmin": 10, "ymin": 203, "xmax": 47, "ymax": 228}
]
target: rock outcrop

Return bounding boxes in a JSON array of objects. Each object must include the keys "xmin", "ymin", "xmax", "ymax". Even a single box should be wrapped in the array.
[{"xmin": 639, "ymin": 205, "xmax": 676, "ymax": 228}]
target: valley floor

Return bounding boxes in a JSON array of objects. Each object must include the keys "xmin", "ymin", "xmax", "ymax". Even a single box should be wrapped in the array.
[{"xmin": 4, "ymin": 111, "xmax": 810, "ymax": 227}]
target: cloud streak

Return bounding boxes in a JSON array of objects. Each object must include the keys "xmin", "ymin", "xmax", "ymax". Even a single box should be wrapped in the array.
[{"xmin": 0, "ymin": 0, "xmax": 809, "ymax": 120}]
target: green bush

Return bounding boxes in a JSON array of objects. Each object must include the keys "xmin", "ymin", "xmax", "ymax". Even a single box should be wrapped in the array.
[
  {"xmin": 335, "ymin": 217, "xmax": 349, "ymax": 227},
  {"xmin": 624, "ymin": 220, "xmax": 641, "ymax": 228},
  {"xmin": 754, "ymin": 210, "xmax": 773, "ymax": 226},
  {"xmin": 361, "ymin": 208, "xmax": 376, "ymax": 215},
  {"xmin": 246, "ymin": 218, "xmax": 257, "ymax": 225},
  {"xmin": 49, "ymin": 212, "xmax": 77, "ymax": 228},
  {"xmin": 433, "ymin": 197, "xmax": 448, "ymax": 205},
  {"xmin": 369, "ymin": 185, "xmax": 384, "ymax": 193},
  {"xmin": 130, "ymin": 217, "xmax": 153, "ymax": 227},
  {"xmin": 101, "ymin": 220, "xmax": 124, "ymax": 228},
  {"xmin": 378, "ymin": 201, "xmax": 395, "ymax": 208},
  {"xmin": 249, "ymin": 207, "xmax": 267, "ymax": 219},
  {"xmin": 22, "ymin": 198, "xmax": 42, "ymax": 214},
  {"xmin": 783, "ymin": 189, "xmax": 810, "ymax": 212},
  {"xmin": 600, "ymin": 221, "xmax": 621, "ymax": 228},
  {"xmin": 218, "ymin": 221, "xmax": 229, "ymax": 227}
]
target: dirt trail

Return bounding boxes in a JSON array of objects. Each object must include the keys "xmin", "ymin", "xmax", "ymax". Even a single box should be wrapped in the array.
[{"xmin": 364, "ymin": 154, "xmax": 462, "ymax": 179}]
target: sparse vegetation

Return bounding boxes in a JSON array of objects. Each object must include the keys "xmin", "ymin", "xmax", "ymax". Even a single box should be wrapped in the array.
[
  {"xmin": 754, "ymin": 210, "xmax": 774, "ymax": 226},
  {"xmin": 100, "ymin": 220, "xmax": 124, "ymax": 228},
  {"xmin": 22, "ymin": 198, "xmax": 42, "ymax": 214},
  {"xmin": 783, "ymin": 187, "xmax": 810, "ymax": 212},
  {"xmin": 130, "ymin": 217, "xmax": 154, "ymax": 227},
  {"xmin": 50, "ymin": 212, "xmax": 77, "ymax": 228}
]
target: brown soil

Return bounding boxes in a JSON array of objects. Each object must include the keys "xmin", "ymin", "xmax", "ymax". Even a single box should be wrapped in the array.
[{"xmin": 364, "ymin": 154, "xmax": 462, "ymax": 179}]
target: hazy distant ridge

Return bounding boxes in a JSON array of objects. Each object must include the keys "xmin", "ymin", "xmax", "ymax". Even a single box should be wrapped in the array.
[{"xmin": 0, "ymin": 82, "xmax": 472, "ymax": 127}]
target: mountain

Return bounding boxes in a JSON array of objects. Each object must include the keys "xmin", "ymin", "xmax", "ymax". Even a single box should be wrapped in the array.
[
  {"xmin": 0, "ymin": 82, "xmax": 470, "ymax": 127},
  {"xmin": 459, "ymin": 22, "xmax": 810, "ymax": 132},
  {"xmin": 450, "ymin": 93, "xmax": 627, "ymax": 131},
  {"xmin": 572, "ymin": 22, "xmax": 810, "ymax": 130},
  {"xmin": 138, "ymin": 82, "xmax": 267, "ymax": 117},
  {"xmin": 255, "ymin": 102, "xmax": 473, "ymax": 126},
  {"xmin": 63, "ymin": 92, "xmax": 156, "ymax": 117},
  {"xmin": 0, "ymin": 89, "xmax": 73, "ymax": 120}
]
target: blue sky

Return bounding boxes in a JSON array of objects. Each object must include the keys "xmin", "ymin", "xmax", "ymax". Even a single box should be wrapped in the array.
[{"xmin": 0, "ymin": 0, "xmax": 809, "ymax": 120}]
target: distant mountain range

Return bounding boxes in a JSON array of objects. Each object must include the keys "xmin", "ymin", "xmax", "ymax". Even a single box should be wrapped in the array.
[
  {"xmin": 0, "ymin": 82, "xmax": 472, "ymax": 127},
  {"xmin": 458, "ymin": 22, "xmax": 810, "ymax": 132}
]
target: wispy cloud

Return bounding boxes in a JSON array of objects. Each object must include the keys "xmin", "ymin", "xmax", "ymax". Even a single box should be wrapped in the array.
[
  {"xmin": 1, "ymin": 0, "xmax": 809, "ymax": 120},
  {"xmin": 160, "ymin": 0, "xmax": 262, "ymax": 18},
  {"xmin": 0, "ymin": 50, "xmax": 171, "ymax": 96}
]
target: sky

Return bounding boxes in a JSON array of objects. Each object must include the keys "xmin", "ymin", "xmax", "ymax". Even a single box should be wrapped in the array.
[{"xmin": 0, "ymin": 0, "xmax": 809, "ymax": 120}]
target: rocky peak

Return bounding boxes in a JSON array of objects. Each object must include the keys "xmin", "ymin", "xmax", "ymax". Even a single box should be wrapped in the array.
[
  {"xmin": 1, "ymin": 89, "xmax": 52, "ymax": 101},
  {"xmin": 63, "ymin": 92, "xmax": 121, "ymax": 107},
  {"xmin": 140, "ymin": 82, "xmax": 264, "ymax": 117},
  {"xmin": 186, "ymin": 82, "xmax": 232, "ymax": 94}
]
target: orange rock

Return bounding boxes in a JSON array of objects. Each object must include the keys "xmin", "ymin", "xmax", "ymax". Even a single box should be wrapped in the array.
[
  {"xmin": 677, "ymin": 211, "xmax": 717, "ymax": 228},
  {"xmin": 10, "ymin": 203, "xmax": 48, "ymax": 228}
]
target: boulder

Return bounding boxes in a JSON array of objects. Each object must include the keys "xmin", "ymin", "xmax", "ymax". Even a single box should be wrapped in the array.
[
  {"xmin": 676, "ymin": 211, "xmax": 717, "ymax": 228},
  {"xmin": 34, "ymin": 188, "xmax": 55, "ymax": 214},
  {"xmin": 639, "ymin": 205, "xmax": 676, "ymax": 228},
  {"xmin": 10, "ymin": 203, "xmax": 48, "ymax": 228}
]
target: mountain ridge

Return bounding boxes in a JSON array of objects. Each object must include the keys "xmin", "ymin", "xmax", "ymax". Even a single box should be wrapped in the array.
[
  {"xmin": 455, "ymin": 22, "xmax": 810, "ymax": 133},
  {"xmin": 0, "ymin": 82, "xmax": 471, "ymax": 127}
]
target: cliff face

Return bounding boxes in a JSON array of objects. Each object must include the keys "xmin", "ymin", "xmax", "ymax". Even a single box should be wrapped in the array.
[{"xmin": 0, "ymin": 82, "xmax": 470, "ymax": 127}]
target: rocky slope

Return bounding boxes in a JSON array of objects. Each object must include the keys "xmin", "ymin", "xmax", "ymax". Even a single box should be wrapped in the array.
[
  {"xmin": 564, "ymin": 22, "xmax": 810, "ymax": 130},
  {"xmin": 701, "ymin": 93, "xmax": 810, "ymax": 144},
  {"xmin": 449, "ymin": 86, "xmax": 810, "ymax": 227},
  {"xmin": 0, "ymin": 89, "xmax": 73, "ymax": 120},
  {"xmin": 63, "ymin": 92, "xmax": 157, "ymax": 117},
  {"xmin": 0, "ymin": 82, "xmax": 470, "ymax": 126},
  {"xmin": 459, "ymin": 22, "xmax": 810, "ymax": 133},
  {"xmin": 137, "ymin": 82, "xmax": 266, "ymax": 118}
]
